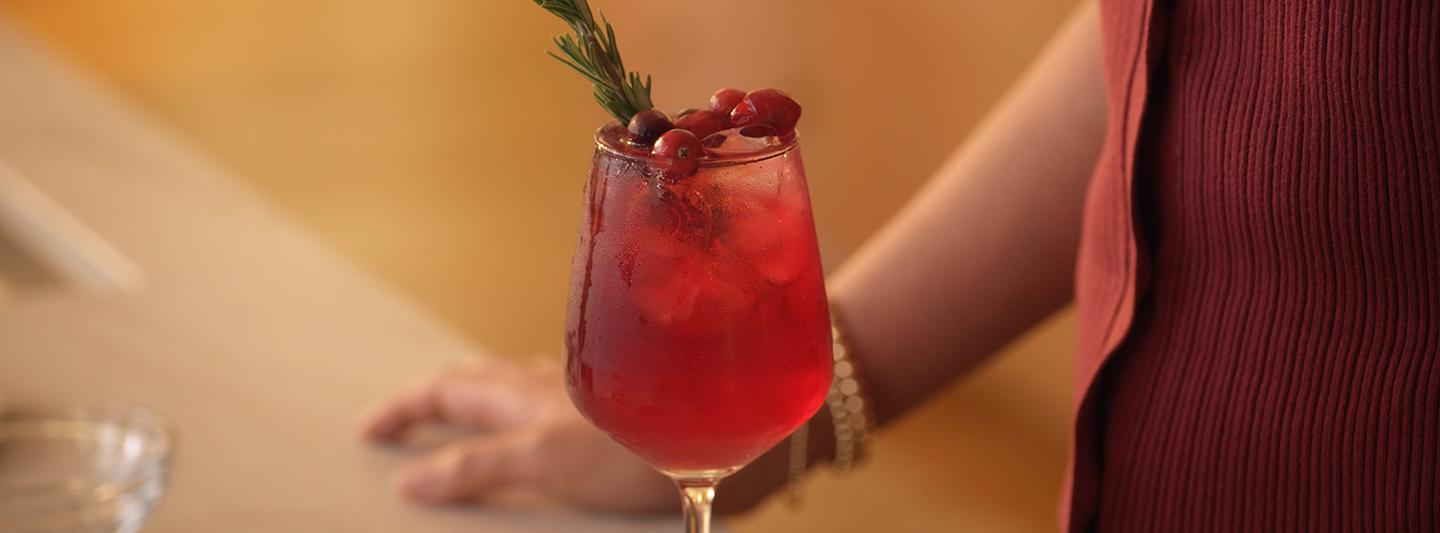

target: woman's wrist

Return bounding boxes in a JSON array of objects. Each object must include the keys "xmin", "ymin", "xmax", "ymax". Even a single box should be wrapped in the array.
[
  {"xmin": 714, "ymin": 308, "xmax": 877, "ymax": 514},
  {"xmin": 713, "ymin": 409, "xmax": 834, "ymax": 515}
]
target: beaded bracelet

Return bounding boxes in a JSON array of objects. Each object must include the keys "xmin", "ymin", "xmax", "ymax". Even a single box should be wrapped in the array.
[{"xmin": 786, "ymin": 314, "xmax": 876, "ymax": 507}]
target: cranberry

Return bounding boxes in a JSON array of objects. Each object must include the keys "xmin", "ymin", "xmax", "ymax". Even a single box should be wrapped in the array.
[
  {"xmin": 729, "ymin": 88, "xmax": 802, "ymax": 135},
  {"xmin": 673, "ymin": 110, "xmax": 730, "ymax": 141},
  {"xmin": 652, "ymin": 129, "xmax": 704, "ymax": 177},
  {"xmin": 674, "ymin": 108, "xmax": 701, "ymax": 119},
  {"xmin": 627, "ymin": 109, "xmax": 673, "ymax": 145},
  {"xmin": 709, "ymin": 87, "xmax": 746, "ymax": 115}
]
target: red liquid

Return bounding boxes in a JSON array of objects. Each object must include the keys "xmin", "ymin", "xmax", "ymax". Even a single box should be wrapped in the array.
[{"xmin": 565, "ymin": 126, "xmax": 832, "ymax": 475}]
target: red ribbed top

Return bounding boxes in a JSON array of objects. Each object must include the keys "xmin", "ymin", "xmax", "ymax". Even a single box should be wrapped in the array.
[{"xmin": 1070, "ymin": 0, "xmax": 1439, "ymax": 530}]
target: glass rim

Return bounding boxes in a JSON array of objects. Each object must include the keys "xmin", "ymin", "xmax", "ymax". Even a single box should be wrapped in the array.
[
  {"xmin": 593, "ymin": 123, "xmax": 799, "ymax": 168},
  {"xmin": 0, "ymin": 400, "xmax": 176, "ymax": 497}
]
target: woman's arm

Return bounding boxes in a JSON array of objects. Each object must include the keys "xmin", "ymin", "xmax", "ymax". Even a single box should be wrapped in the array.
[
  {"xmin": 718, "ymin": 0, "xmax": 1105, "ymax": 511},
  {"xmin": 832, "ymin": 0, "xmax": 1105, "ymax": 424}
]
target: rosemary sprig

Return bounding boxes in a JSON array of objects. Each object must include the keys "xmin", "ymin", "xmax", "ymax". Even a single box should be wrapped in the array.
[{"xmin": 533, "ymin": 0, "xmax": 655, "ymax": 124}]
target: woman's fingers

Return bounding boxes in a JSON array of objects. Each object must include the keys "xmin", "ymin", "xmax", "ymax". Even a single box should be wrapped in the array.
[
  {"xmin": 361, "ymin": 371, "xmax": 536, "ymax": 441},
  {"xmin": 392, "ymin": 433, "xmax": 542, "ymax": 504}
]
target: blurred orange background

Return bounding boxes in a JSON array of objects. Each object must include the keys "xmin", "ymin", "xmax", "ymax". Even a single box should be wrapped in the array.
[{"xmin": 2, "ymin": 0, "xmax": 1082, "ymax": 530}]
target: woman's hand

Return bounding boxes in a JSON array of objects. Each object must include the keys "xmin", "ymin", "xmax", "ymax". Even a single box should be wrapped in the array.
[{"xmin": 359, "ymin": 356, "xmax": 677, "ymax": 512}]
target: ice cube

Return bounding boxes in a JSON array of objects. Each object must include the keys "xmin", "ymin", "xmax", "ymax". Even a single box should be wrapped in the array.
[
  {"xmin": 629, "ymin": 252, "xmax": 759, "ymax": 337},
  {"xmin": 714, "ymin": 158, "xmax": 784, "ymax": 201},
  {"xmin": 723, "ymin": 208, "xmax": 816, "ymax": 286},
  {"xmin": 630, "ymin": 255, "xmax": 704, "ymax": 326},
  {"xmin": 754, "ymin": 241, "xmax": 815, "ymax": 286},
  {"xmin": 701, "ymin": 127, "xmax": 783, "ymax": 158}
]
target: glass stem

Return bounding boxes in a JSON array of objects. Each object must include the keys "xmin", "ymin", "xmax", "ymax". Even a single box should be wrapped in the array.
[{"xmin": 677, "ymin": 478, "xmax": 718, "ymax": 533}]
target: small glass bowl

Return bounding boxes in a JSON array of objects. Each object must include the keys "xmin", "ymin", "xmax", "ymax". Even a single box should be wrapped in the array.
[{"xmin": 0, "ymin": 401, "xmax": 175, "ymax": 533}]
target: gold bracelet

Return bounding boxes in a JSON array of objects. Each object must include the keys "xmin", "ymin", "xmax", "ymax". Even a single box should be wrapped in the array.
[{"xmin": 786, "ymin": 312, "xmax": 876, "ymax": 508}]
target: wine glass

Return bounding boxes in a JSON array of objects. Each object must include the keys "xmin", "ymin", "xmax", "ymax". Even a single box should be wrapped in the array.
[{"xmin": 564, "ymin": 123, "xmax": 832, "ymax": 532}]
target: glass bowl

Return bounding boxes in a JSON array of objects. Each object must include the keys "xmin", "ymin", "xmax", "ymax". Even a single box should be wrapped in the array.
[{"xmin": 0, "ymin": 401, "xmax": 175, "ymax": 533}]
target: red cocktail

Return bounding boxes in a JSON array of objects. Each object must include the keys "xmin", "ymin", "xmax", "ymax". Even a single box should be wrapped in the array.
[
  {"xmin": 565, "ymin": 121, "xmax": 832, "ymax": 480},
  {"xmin": 528, "ymin": 1, "xmax": 827, "ymax": 528}
]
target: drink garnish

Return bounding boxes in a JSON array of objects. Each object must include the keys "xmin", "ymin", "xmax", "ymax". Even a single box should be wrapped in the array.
[
  {"xmin": 651, "ymin": 129, "xmax": 704, "ymax": 177},
  {"xmin": 627, "ymin": 109, "xmax": 674, "ymax": 145},
  {"xmin": 533, "ymin": 0, "xmax": 655, "ymax": 124},
  {"xmin": 708, "ymin": 88, "xmax": 747, "ymax": 115},
  {"xmin": 673, "ymin": 110, "xmax": 729, "ymax": 141},
  {"xmin": 532, "ymin": 2, "xmax": 803, "ymax": 162},
  {"xmin": 729, "ymin": 88, "xmax": 802, "ymax": 136}
]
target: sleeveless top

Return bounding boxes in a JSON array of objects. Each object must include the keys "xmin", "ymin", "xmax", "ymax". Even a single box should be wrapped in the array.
[{"xmin": 1070, "ymin": 0, "xmax": 1439, "ymax": 531}]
